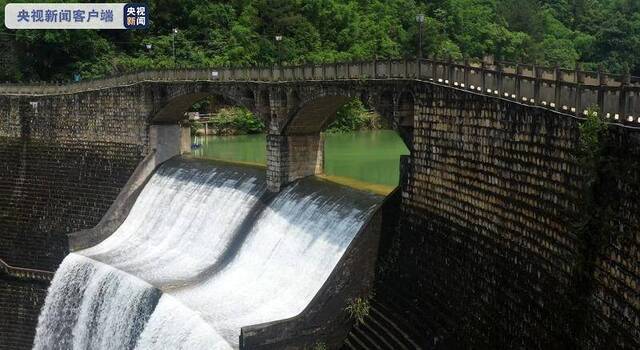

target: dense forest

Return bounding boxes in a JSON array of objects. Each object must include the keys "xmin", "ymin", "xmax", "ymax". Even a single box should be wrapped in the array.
[{"xmin": 1, "ymin": 0, "xmax": 639, "ymax": 82}]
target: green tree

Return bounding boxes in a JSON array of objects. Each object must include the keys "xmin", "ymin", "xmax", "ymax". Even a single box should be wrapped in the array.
[{"xmin": 2, "ymin": 0, "xmax": 639, "ymax": 81}]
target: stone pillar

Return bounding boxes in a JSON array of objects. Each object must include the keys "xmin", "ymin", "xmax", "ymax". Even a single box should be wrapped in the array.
[
  {"xmin": 180, "ymin": 125, "xmax": 191, "ymax": 154},
  {"xmin": 266, "ymin": 133, "xmax": 324, "ymax": 192},
  {"xmin": 149, "ymin": 124, "xmax": 191, "ymax": 166},
  {"xmin": 266, "ymin": 134, "xmax": 288, "ymax": 192},
  {"xmin": 287, "ymin": 133, "xmax": 324, "ymax": 180}
]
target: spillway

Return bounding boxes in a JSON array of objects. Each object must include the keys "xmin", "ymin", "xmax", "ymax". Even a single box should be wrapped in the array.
[
  {"xmin": 33, "ymin": 254, "xmax": 161, "ymax": 350},
  {"xmin": 82, "ymin": 159, "xmax": 268, "ymax": 289},
  {"xmin": 33, "ymin": 157, "xmax": 381, "ymax": 349}
]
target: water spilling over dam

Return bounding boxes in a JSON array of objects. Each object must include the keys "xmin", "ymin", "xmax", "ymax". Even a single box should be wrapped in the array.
[{"xmin": 33, "ymin": 158, "xmax": 381, "ymax": 349}]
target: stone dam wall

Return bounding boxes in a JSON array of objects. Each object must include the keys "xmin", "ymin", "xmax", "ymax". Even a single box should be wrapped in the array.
[
  {"xmin": 586, "ymin": 128, "xmax": 640, "ymax": 349},
  {"xmin": 0, "ymin": 73, "xmax": 638, "ymax": 349},
  {"xmin": 378, "ymin": 84, "xmax": 639, "ymax": 349},
  {"xmin": 0, "ymin": 275, "xmax": 48, "ymax": 349},
  {"xmin": 0, "ymin": 37, "xmax": 18, "ymax": 81},
  {"xmin": 0, "ymin": 138, "xmax": 142, "ymax": 270},
  {"xmin": 0, "ymin": 91, "xmax": 148, "ymax": 350}
]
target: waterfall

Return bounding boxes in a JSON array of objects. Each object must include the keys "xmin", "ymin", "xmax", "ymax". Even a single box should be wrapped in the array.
[
  {"xmin": 82, "ymin": 159, "xmax": 267, "ymax": 289},
  {"xmin": 34, "ymin": 158, "xmax": 381, "ymax": 349},
  {"xmin": 169, "ymin": 180, "xmax": 377, "ymax": 345},
  {"xmin": 33, "ymin": 254, "xmax": 160, "ymax": 350},
  {"xmin": 134, "ymin": 296, "xmax": 231, "ymax": 350}
]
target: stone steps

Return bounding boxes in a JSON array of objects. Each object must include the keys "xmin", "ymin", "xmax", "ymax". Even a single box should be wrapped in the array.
[
  {"xmin": 342, "ymin": 296, "xmax": 430, "ymax": 350},
  {"xmin": 376, "ymin": 286, "xmax": 444, "ymax": 338}
]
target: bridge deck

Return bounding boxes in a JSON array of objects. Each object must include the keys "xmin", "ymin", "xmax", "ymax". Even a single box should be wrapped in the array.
[{"xmin": 2, "ymin": 58, "xmax": 640, "ymax": 128}]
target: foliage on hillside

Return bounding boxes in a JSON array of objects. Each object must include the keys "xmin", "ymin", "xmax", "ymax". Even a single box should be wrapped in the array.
[
  {"xmin": 193, "ymin": 107, "xmax": 265, "ymax": 135},
  {"xmin": 1, "ymin": 0, "xmax": 640, "ymax": 82},
  {"xmin": 325, "ymin": 99, "xmax": 385, "ymax": 133},
  {"xmin": 192, "ymin": 99, "xmax": 384, "ymax": 135}
]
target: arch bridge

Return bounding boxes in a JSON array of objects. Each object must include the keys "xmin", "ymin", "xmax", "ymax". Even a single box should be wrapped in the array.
[
  {"xmin": 2, "ymin": 58, "xmax": 639, "ymax": 191},
  {"xmin": 2, "ymin": 59, "xmax": 640, "ymax": 349}
]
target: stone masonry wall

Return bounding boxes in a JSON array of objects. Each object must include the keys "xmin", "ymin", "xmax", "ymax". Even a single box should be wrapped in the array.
[
  {"xmin": 583, "ymin": 128, "xmax": 640, "ymax": 349},
  {"xmin": 0, "ymin": 137, "xmax": 142, "ymax": 270},
  {"xmin": 266, "ymin": 133, "xmax": 324, "ymax": 191},
  {"xmin": 286, "ymin": 134, "xmax": 324, "ymax": 181},
  {"xmin": 387, "ymin": 84, "xmax": 639, "ymax": 349},
  {"xmin": 0, "ymin": 88, "xmax": 151, "ymax": 270},
  {"xmin": 1, "ymin": 76, "xmax": 638, "ymax": 350},
  {"xmin": 0, "ymin": 276, "xmax": 49, "ymax": 350},
  {"xmin": 0, "ymin": 37, "xmax": 18, "ymax": 81},
  {"xmin": 0, "ymin": 88, "xmax": 150, "ymax": 349}
]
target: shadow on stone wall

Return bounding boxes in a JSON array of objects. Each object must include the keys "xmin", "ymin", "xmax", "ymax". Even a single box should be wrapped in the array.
[{"xmin": 379, "ymin": 87, "xmax": 640, "ymax": 349}]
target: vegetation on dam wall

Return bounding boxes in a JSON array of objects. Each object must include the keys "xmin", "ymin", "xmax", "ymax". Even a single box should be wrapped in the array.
[
  {"xmin": 373, "ymin": 87, "xmax": 640, "ymax": 349},
  {"xmin": 2, "ymin": 0, "xmax": 640, "ymax": 81},
  {"xmin": 557, "ymin": 110, "xmax": 610, "ymax": 347},
  {"xmin": 556, "ymin": 110, "xmax": 640, "ymax": 349},
  {"xmin": 572, "ymin": 119, "xmax": 640, "ymax": 349}
]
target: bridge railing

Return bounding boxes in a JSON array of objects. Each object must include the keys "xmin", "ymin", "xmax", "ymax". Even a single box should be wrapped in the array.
[
  {"xmin": 0, "ymin": 257, "xmax": 54, "ymax": 281},
  {"xmin": 2, "ymin": 58, "xmax": 640, "ymax": 127}
]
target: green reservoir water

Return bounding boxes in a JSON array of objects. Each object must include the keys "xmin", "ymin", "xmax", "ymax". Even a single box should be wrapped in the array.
[{"xmin": 192, "ymin": 130, "xmax": 409, "ymax": 187}]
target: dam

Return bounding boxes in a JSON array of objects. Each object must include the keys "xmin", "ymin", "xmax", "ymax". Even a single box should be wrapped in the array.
[
  {"xmin": 1, "ymin": 58, "xmax": 639, "ymax": 349},
  {"xmin": 33, "ymin": 158, "xmax": 381, "ymax": 349}
]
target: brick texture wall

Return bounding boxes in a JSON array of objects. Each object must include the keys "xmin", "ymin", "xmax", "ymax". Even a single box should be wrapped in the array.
[
  {"xmin": 0, "ymin": 276, "xmax": 48, "ymax": 350},
  {"xmin": 0, "ymin": 89, "xmax": 149, "ymax": 349},
  {"xmin": 584, "ymin": 129, "xmax": 640, "ymax": 349},
  {"xmin": 0, "ymin": 38, "xmax": 18, "ymax": 81},
  {"xmin": 0, "ymin": 137, "xmax": 142, "ymax": 270},
  {"xmin": 1, "ymin": 79, "xmax": 638, "ymax": 350},
  {"xmin": 384, "ymin": 85, "xmax": 639, "ymax": 349}
]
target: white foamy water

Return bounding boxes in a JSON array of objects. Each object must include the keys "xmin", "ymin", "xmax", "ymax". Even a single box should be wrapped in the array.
[
  {"xmin": 170, "ymin": 182, "xmax": 375, "ymax": 345},
  {"xmin": 82, "ymin": 161, "xmax": 266, "ymax": 288},
  {"xmin": 134, "ymin": 295, "xmax": 231, "ymax": 350},
  {"xmin": 33, "ymin": 254, "xmax": 159, "ymax": 350},
  {"xmin": 34, "ymin": 158, "xmax": 380, "ymax": 349}
]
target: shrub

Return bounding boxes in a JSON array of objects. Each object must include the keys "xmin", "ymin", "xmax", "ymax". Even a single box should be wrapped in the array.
[
  {"xmin": 225, "ymin": 107, "xmax": 265, "ymax": 134},
  {"xmin": 197, "ymin": 107, "xmax": 265, "ymax": 135},
  {"xmin": 326, "ymin": 99, "xmax": 385, "ymax": 133},
  {"xmin": 311, "ymin": 342, "xmax": 327, "ymax": 350},
  {"xmin": 345, "ymin": 295, "xmax": 371, "ymax": 324},
  {"xmin": 578, "ymin": 106, "xmax": 608, "ymax": 177}
]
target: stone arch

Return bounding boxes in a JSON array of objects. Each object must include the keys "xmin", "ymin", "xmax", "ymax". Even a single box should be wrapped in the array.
[
  {"xmin": 284, "ymin": 95, "xmax": 351, "ymax": 135},
  {"xmin": 148, "ymin": 86, "xmax": 262, "ymax": 167},
  {"xmin": 267, "ymin": 94, "xmax": 353, "ymax": 191},
  {"xmin": 288, "ymin": 90, "xmax": 301, "ymax": 112},
  {"xmin": 280, "ymin": 87, "xmax": 417, "ymax": 140},
  {"xmin": 266, "ymin": 87, "xmax": 413, "ymax": 191},
  {"xmin": 273, "ymin": 88, "xmax": 288, "ymax": 113},
  {"xmin": 256, "ymin": 89, "xmax": 270, "ymax": 117},
  {"xmin": 375, "ymin": 90, "xmax": 395, "ymax": 123},
  {"xmin": 152, "ymin": 90, "xmax": 258, "ymax": 125},
  {"xmin": 238, "ymin": 87, "xmax": 256, "ymax": 111},
  {"xmin": 397, "ymin": 91, "xmax": 415, "ymax": 128},
  {"xmin": 276, "ymin": 88, "xmax": 287, "ymax": 102}
]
